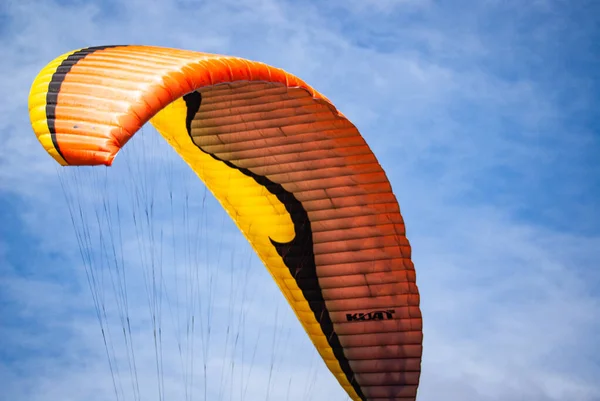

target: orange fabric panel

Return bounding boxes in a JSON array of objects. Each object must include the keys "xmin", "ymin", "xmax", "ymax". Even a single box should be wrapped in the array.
[
  {"xmin": 189, "ymin": 82, "xmax": 421, "ymax": 400},
  {"xmin": 36, "ymin": 46, "xmax": 326, "ymax": 166}
]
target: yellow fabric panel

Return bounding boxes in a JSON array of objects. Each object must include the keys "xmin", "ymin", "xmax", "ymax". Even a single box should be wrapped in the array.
[
  {"xmin": 150, "ymin": 97, "xmax": 362, "ymax": 401},
  {"xmin": 27, "ymin": 50, "xmax": 77, "ymax": 166}
]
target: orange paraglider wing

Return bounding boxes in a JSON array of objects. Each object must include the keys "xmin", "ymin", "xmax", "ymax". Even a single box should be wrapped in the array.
[{"xmin": 28, "ymin": 45, "xmax": 423, "ymax": 401}]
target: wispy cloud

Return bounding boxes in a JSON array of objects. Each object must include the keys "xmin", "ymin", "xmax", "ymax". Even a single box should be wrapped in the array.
[{"xmin": 1, "ymin": 0, "xmax": 598, "ymax": 400}]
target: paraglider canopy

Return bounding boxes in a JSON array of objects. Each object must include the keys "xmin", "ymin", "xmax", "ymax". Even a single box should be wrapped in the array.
[{"xmin": 29, "ymin": 45, "xmax": 423, "ymax": 401}]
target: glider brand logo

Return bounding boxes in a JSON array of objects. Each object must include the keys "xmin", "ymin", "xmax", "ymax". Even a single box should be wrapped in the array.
[{"xmin": 346, "ymin": 309, "xmax": 396, "ymax": 322}]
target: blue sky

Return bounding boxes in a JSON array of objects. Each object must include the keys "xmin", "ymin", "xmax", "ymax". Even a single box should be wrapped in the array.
[{"xmin": 1, "ymin": 0, "xmax": 599, "ymax": 400}]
